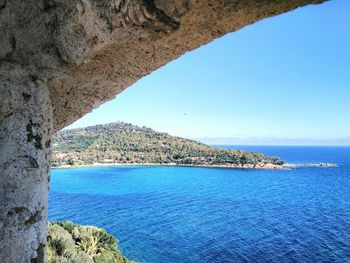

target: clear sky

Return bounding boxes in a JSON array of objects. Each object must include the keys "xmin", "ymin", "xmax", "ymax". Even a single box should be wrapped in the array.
[{"xmin": 66, "ymin": 0, "xmax": 350, "ymax": 146}]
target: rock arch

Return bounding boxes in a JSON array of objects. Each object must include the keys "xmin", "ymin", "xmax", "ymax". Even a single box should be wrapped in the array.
[{"xmin": 0, "ymin": 0, "xmax": 325, "ymax": 262}]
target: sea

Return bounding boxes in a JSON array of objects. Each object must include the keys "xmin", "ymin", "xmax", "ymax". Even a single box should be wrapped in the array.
[{"xmin": 49, "ymin": 146, "xmax": 350, "ymax": 263}]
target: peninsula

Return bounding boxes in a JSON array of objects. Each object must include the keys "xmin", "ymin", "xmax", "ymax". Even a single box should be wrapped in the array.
[{"xmin": 52, "ymin": 122, "xmax": 285, "ymax": 169}]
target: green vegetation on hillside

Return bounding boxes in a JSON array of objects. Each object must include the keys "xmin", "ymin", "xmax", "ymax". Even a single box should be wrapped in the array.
[
  {"xmin": 52, "ymin": 122, "xmax": 284, "ymax": 167},
  {"xmin": 47, "ymin": 221, "xmax": 132, "ymax": 263}
]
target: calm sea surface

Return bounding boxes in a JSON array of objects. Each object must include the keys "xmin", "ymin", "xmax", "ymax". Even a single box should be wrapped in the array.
[{"xmin": 49, "ymin": 146, "xmax": 350, "ymax": 263}]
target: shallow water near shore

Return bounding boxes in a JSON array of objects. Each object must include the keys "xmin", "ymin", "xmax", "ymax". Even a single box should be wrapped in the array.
[{"xmin": 49, "ymin": 146, "xmax": 350, "ymax": 263}]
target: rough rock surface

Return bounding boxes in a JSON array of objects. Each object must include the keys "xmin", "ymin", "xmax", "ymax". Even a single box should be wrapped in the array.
[
  {"xmin": 0, "ymin": 0, "xmax": 325, "ymax": 132},
  {"xmin": 0, "ymin": 64, "xmax": 52, "ymax": 263}
]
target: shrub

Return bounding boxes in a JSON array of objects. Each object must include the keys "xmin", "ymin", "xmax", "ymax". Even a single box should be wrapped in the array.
[{"xmin": 47, "ymin": 221, "xmax": 132, "ymax": 263}]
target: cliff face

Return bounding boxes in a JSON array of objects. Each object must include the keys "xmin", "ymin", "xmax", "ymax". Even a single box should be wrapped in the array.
[{"xmin": 0, "ymin": 0, "xmax": 325, "ymax": 131}]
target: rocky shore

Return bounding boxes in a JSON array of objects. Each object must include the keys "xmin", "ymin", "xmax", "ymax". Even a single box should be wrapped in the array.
[
  {"xmin": 52, "ymin": 162, "xmax": 337, "ymax": 170},
  {"xmin": 283, "ymin": 163, "xmax": 337, "ymax": 168}
]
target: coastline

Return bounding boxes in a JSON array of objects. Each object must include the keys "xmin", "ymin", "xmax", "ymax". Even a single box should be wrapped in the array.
[
  {"xmin": 51, "ymin": 162, "xmax": 337, "ymax": 170},
  {"xmin": 52, "ymin": 162, "xmax": 285, "ymax": 170}
]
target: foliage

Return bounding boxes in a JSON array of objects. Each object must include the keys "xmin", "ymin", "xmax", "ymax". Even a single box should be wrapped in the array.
[
  {"xmin": 52, "ymin": 122, "xmax": 284, "ymax": 167},
  {"xmin": 47, "ymin": 221, "xmax": 132, "ymax": 263}
]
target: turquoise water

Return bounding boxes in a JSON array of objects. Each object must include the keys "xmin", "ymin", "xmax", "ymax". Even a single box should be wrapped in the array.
[{"xmin": 49, "ymin": 146, "xmax": 350, "ymax": 263}]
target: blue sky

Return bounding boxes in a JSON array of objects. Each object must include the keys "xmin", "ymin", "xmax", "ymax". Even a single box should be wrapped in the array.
[{"xmin": 67, "ymin": 0, "xmax": 350, "ymax": 146}]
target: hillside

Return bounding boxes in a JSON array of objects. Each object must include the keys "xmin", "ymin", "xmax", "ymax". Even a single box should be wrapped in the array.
[{"xmin": 52, "ymin": 122, "xmax": 284, "ymax": 168}]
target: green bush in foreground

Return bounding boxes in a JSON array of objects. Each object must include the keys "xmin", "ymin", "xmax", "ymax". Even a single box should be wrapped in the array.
[{"xmin": 47, "ymin": 221, "xmax": 132, "ymax": 263}]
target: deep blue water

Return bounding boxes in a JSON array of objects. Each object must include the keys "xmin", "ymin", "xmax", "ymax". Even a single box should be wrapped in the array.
[{"xmin": 49, "ymin": 146, "xmax": 350, "ymax": 263}]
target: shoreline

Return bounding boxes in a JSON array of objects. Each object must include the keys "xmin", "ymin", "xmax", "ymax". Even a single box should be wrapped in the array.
[
  {"xmin": 52, "ymin": 162, "xmax": 285, "ymax": 170},
  {"xmin": 51, "ymin": 162, "xmax": 337, "ymax": 170}
]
